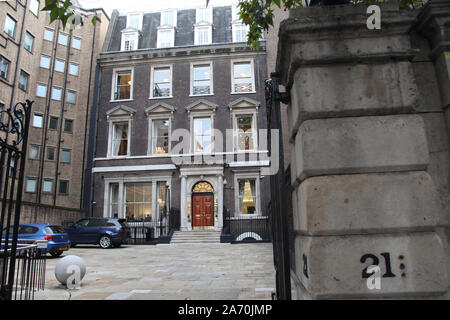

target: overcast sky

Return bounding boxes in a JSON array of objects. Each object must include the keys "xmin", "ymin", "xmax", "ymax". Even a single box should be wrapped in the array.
[{"xmin": 78, "ymin": 0, "xmax": 238, "ymax": 15}]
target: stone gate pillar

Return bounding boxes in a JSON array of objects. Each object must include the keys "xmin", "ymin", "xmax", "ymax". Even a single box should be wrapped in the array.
[
  {"xmin": 277, "ymin": 1, "xmax": 448, "ymax": 299},
  {"xmin": 414, "ymin": 0, "xmax": 450, "ymax": 293}
]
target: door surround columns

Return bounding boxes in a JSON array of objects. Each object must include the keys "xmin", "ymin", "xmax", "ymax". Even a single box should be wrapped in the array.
[{"xmin": 180, "ymin": 166, "xmax": 224, "ymax": 231}]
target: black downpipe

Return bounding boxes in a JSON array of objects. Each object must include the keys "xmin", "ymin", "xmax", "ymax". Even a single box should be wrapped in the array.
[
  {"xmin": 266, "ymin": 73, "xmax": 291, "ymax": 300},
  {"xmin": 84, "ymin": 65, "xmax": 102, "ymax": 217},
  {"xmin": 80, "ymin": 19, "xmax": 97, "ymax": 210}
]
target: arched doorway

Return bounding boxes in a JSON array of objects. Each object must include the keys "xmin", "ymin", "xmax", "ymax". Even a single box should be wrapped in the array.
[{"xmin": 191, "ymin": 181, "xmax": 214, "ymax": 228}]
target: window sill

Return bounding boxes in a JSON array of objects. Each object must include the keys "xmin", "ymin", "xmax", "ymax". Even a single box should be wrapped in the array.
[
  {"xmin": 231, "ymin": 91, "xmax": 256, "ymax": 95},
  {"xmin": 146, "ymin": 153, "xmax": 172, "ymax": 157},
  {"xmin": 110, "ymin": 99, "xmax": 133, "ymax": 103},
  {"xmin": 148, "ymin": 96, "xmax": 173, "ymax": 100},
  {"xmin": 189, "ymin": 93, "xmax": 214, "ymax": 97},
  {"xmin": 234, "ymin": 149, "xmax": 258, "ymax": 153}
]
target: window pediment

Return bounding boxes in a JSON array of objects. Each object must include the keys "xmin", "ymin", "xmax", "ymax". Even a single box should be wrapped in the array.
[
  {"xmin": 228, "ymin": 97, "xmax": 260, "ymax": 111},
  {"xmin": 145, "ymin": 102, "xmax": 176, "ymax": 116},
  {"xmin": 185, "ymin": 99, "xmax": 218, "ymax": 114},
  {"xmin": 106, "ymin": 105, "xmax": 136, "ymax": 119}
]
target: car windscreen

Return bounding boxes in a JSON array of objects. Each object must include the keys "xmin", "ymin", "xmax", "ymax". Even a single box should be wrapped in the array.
[{"xmin": 45, "ymin": 226, "xmax": 66, "ymax": 234}]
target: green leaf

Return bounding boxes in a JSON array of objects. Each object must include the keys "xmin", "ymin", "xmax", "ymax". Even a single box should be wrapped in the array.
[{"xmin": 91, "ymin": 16, "xmax": 98, "ymax": 26}]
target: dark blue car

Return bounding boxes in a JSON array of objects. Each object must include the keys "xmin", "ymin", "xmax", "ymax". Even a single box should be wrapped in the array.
[
  {"xmin": 64, "ymin": 218, "xmax": 129, "ymax": 249},
  {"xmin": 1, "ymin": 224, "xmax": 71, "ymax": 257}
]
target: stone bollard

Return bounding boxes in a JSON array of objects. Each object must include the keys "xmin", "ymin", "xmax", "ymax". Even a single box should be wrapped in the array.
[
  {"xmin": 55, "ymin": 255, "xmax": 86, "ymax": 289},
  {"xmin": 277, "ymin": 1, "xmax": 449, "ymax": 299}
]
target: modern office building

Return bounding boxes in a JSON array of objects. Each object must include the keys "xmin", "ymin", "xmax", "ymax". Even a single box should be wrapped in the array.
[{"xmin": 0, "ymin": 0, "xmax": 109, "ymax": 224}]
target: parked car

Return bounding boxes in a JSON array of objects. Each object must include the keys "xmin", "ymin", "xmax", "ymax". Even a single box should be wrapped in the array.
[
  {"xmin": 1, "ymin": 224, "xmax": 71, "ymax": 257},
  {"xmin": 64, "ymin": 218, "xmax": 130, "ymax": 249}
]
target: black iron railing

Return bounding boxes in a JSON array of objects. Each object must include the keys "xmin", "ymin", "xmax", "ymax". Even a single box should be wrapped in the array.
[
  {"xmin": 0, "ymin": 239, "xmax": 46, "ymax": 300},
  {"xmin": 227, "ymin": 216, "xmax": 271, "ymax": 243},
  {"xmin": 127, "ymin": 208, "xmax": 180, "ymax": 244},
  {"xmin": 222, "ymin": 207, "xmax": 271, "ymax": 243},
  {"xmin": 1, "ymin": 100, "xmax": 33, "ymax": 300},
  {"xmin": 265, "ymin": 73, "xmax": 292, "ymax": 300},
  {"xmin": 127, "ymin": 220, "xmax": 167, "ymax": 244}
]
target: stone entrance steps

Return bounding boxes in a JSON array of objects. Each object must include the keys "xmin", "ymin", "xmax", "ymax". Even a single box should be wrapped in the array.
[{"xmin": 170, "ymin": 231, "xmax": 221, "ymax": 244}]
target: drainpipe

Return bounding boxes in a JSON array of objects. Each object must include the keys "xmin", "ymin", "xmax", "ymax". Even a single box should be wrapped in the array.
[
  {"xmin": 52, "ymin": 31, "xmax": 72, "ymax": 206},
  {"xmin": 80, "ymin": 15, "xmax": 97, "ymax": 210},
  {"xmin": 87, "ymin": 65, "xmax": 102, "ymax": 217}
]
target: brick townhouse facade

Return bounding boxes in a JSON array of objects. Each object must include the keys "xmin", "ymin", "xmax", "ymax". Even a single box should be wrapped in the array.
[{"xmin": 87, "ymin": 4, "xmax": 271, "ymax": 241}]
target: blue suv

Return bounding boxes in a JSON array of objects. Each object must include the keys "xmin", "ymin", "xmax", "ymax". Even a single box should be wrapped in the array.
[{"xmin": 64, "ymin": 218, "xmax": 129, "ymax": 249}]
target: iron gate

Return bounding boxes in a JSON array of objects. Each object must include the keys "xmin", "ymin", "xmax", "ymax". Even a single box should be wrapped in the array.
[
  {"xmin": 265, "ymin": 73, "xmax": 292, "ymax": 300},
  {"xmin": 0, "ymin": 100, "xmax": 33, "ymax": 300}
]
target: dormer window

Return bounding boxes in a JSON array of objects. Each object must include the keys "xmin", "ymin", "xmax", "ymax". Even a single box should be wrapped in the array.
[
  {"xmin": 157, "ymin": 29, "xmax": 174, "ymax": 48},
  {"xmin": 194, "ymin": 7, "xmax": 212, "ymax": 46},
  {"xmin": 231, "ymin": 5, "xmax": 249, "ymax": 43},
  {"xmin": 233, "ymin": 24, "xmax": 248, "ymax": 43},
  {"xmin": 161, "ymin": 10, "xmax": 177, "ymax": 27},
  {"xmin": 121, "ymin": 13, "xmax": 142, "ymax": 51},
  {"xmin": 157, "ymin": 10, "xmax": 176, "ymax": 49},
  {"xmin": 196, "ymin": 7, "xmax": 212, "ymax": 24},
  {"xmin": 121, "ymin": 32, "xmax": 139, "ymax": 51},
  {"xmin": 231, "ymin": 5, "xmax": 240, "ymax": 22},
  {"xmin": 127, "ymin": 13, "xmax": 143, "ymax": 30}
]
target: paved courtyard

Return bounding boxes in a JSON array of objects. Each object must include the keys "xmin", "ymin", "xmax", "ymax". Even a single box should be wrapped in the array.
[{"xmin": 35, "ymin": 242, "xmax": 275, "ymax": 300}]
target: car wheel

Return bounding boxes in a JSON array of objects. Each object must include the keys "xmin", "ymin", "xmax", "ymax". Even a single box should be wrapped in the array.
[
  {"xmin": 70, "ymin": 243, "xmax": 77, "ymax": 248},
  {"xmin": 99, "ymin": 235, "xmax": 112, "ymax": 249},
  {"xmin": 50, "ymin": 250, "xmax": 63, "ymax": 258}
]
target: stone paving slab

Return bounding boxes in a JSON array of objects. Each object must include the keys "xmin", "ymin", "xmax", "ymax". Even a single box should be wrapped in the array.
[{"xmin": 35, "ymin": 243, "xmax": 275, "ymax": 300}]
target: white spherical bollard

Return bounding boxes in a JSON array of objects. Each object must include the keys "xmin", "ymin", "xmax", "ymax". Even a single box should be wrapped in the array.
[{"xmin": 55, "ymin": 255, "xmax": 86, "ymax": 286}]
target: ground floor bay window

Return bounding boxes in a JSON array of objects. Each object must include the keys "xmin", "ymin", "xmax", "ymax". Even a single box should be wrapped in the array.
[
  {"xmin": 125, "ymin": 183, "xmax": 153, "ymax": 222},
  {"xmin": 104, "ymin": 178, "xmax": 170, "ymax": 223}
]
